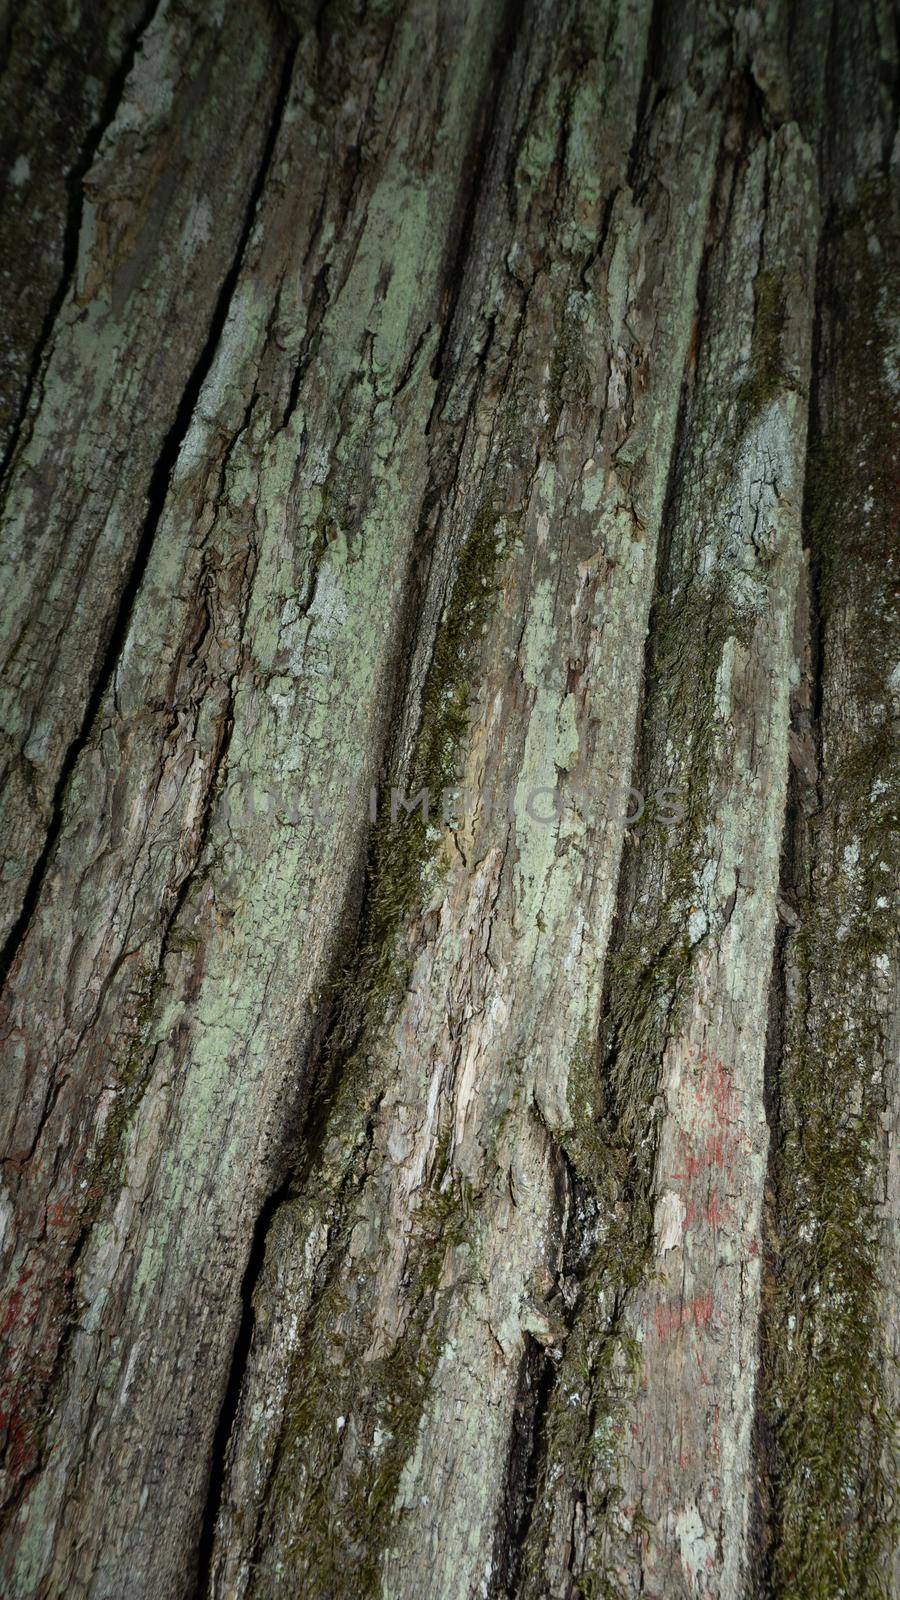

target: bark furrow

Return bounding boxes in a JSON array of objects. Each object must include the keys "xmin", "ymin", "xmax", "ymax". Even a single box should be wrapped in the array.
[{"xmin": 753, "ymin": 3, "xmax": 899, "ymax": 1594}]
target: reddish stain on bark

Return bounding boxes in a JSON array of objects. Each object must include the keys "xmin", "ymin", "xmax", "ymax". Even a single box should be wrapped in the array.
[
  {"xmin": 669, "ymin": 1054, "xmax": 747, "ymax": 1202},
  {"xmin": 653, "ymin": 1290, "xmax": 714, "ymax": 1343}
]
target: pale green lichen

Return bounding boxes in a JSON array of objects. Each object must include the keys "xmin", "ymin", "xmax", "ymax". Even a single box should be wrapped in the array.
[{"xmin": 245, "ymin": 499, "xmax": 514, "ymax": 1598}]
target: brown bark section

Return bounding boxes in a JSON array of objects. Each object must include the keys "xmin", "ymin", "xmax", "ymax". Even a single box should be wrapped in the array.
[{"xmin": 0, "ymin": 2, "xmax": 895, "ymax": 1597}]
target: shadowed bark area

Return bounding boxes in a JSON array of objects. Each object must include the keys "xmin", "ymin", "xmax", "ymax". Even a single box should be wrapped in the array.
[
  {"xmin": 0, "ymin": 1, "xmax": 895, "ymax": 1598},
  {"xmin": 753, "ymin": 4, "xmax": 899, "ymax": 1596},
  {"xmin": 0, "ymin": 0, "xmax": 151, "ymax": 466}
]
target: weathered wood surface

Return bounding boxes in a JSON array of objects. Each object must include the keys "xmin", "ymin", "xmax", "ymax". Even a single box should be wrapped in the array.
[
  {"xmin": 0, "ymin": 0, "xmax": 288, "ymax": 950},
  {"xmin": 0, "ymin": 1, "xmax": 896, "ymax": 1597}
]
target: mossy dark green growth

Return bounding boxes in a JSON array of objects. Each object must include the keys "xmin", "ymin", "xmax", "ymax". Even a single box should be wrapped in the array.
[
  {"xmin": 738, "ymin": 268, "xmax": 788, "ymax": 426},
  {"xmin": 760, "ymin": 190, "xmax": 897, "ymax": 1600}
]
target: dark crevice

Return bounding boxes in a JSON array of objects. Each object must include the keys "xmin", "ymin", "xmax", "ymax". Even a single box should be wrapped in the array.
[
  {"xmin": 488, "ymin": 1333, "xmax": 558, "ymax": 1600},
  {"xmin": 243, "ymin": 1090, "xmax": 388, "ymax": 1591},
  {"xmin": 0, "ymin": 0, "xmax": 161, "ymax": 495},
  {"xmin": 279, "ymin": 253, "xmax": 332, "ymax": 428},
  {"xmin": 278, "ymin": 2, "xmax": 424, "ymax": 434},
  {"xmin": 0, "ymin": 8, "xmax": 15, "ymax": 77},
  {"xmin": 803, "ymin": 228, "xmax": 831, "ymax": 752},
  {"xmin": 0, "ymin": 33, "xmax": 297, "ymax": 1002},
  {"xmin": 278, "ymin": 131, "xmax": 364, "ymax": 431},
  {"xmin": 491, "ymin": 1135, "xmax": 579, "ymax": 1600},
  {"xmin": 191, "ymin": 1173, "xmax": 292, "ymax": 1598},
  {"xmin": 626, "ymin": 0, "xmax": 666, "ymax": 190},
  {"xmin": 425, "ymin": 0, "xmax": 528, "ymax": 428},
  {"xmin": 751, "ymin": 846, "xmax": 798, "ymax": 1599}
]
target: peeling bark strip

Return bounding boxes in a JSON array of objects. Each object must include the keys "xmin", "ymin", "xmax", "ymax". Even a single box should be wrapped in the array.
[{"xmin": 0, "ymin": 2, "xmax": 895, "ymax": 1598}]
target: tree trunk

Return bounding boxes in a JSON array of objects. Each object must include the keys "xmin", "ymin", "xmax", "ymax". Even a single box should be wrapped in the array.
[{"xmin": 0, "ymin": 2, "xmax": 895, "ymax": 1598}]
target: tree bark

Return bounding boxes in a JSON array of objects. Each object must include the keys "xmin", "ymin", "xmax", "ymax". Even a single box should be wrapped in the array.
[{"xmin": 0, "ymin": 2, "xmax": 896, "ymax": 1598}]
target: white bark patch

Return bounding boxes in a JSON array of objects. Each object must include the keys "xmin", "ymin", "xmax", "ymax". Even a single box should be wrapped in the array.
[
  {"xmin": 306, "ymin": 563, "xmax": 348, "ymax": 641},
  {"xmin": 656, "ymin": 1189, "xmax": 686, "ymax": 1254},
  {"xmin": 675, "ymin": 1503, "xmax": 716, "ymax": 1589}
]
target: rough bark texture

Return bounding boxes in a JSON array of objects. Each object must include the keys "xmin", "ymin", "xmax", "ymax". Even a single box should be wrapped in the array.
[{"xmin": 0, "ymin": 2, "xmax": 896, "ymax": 1598}]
